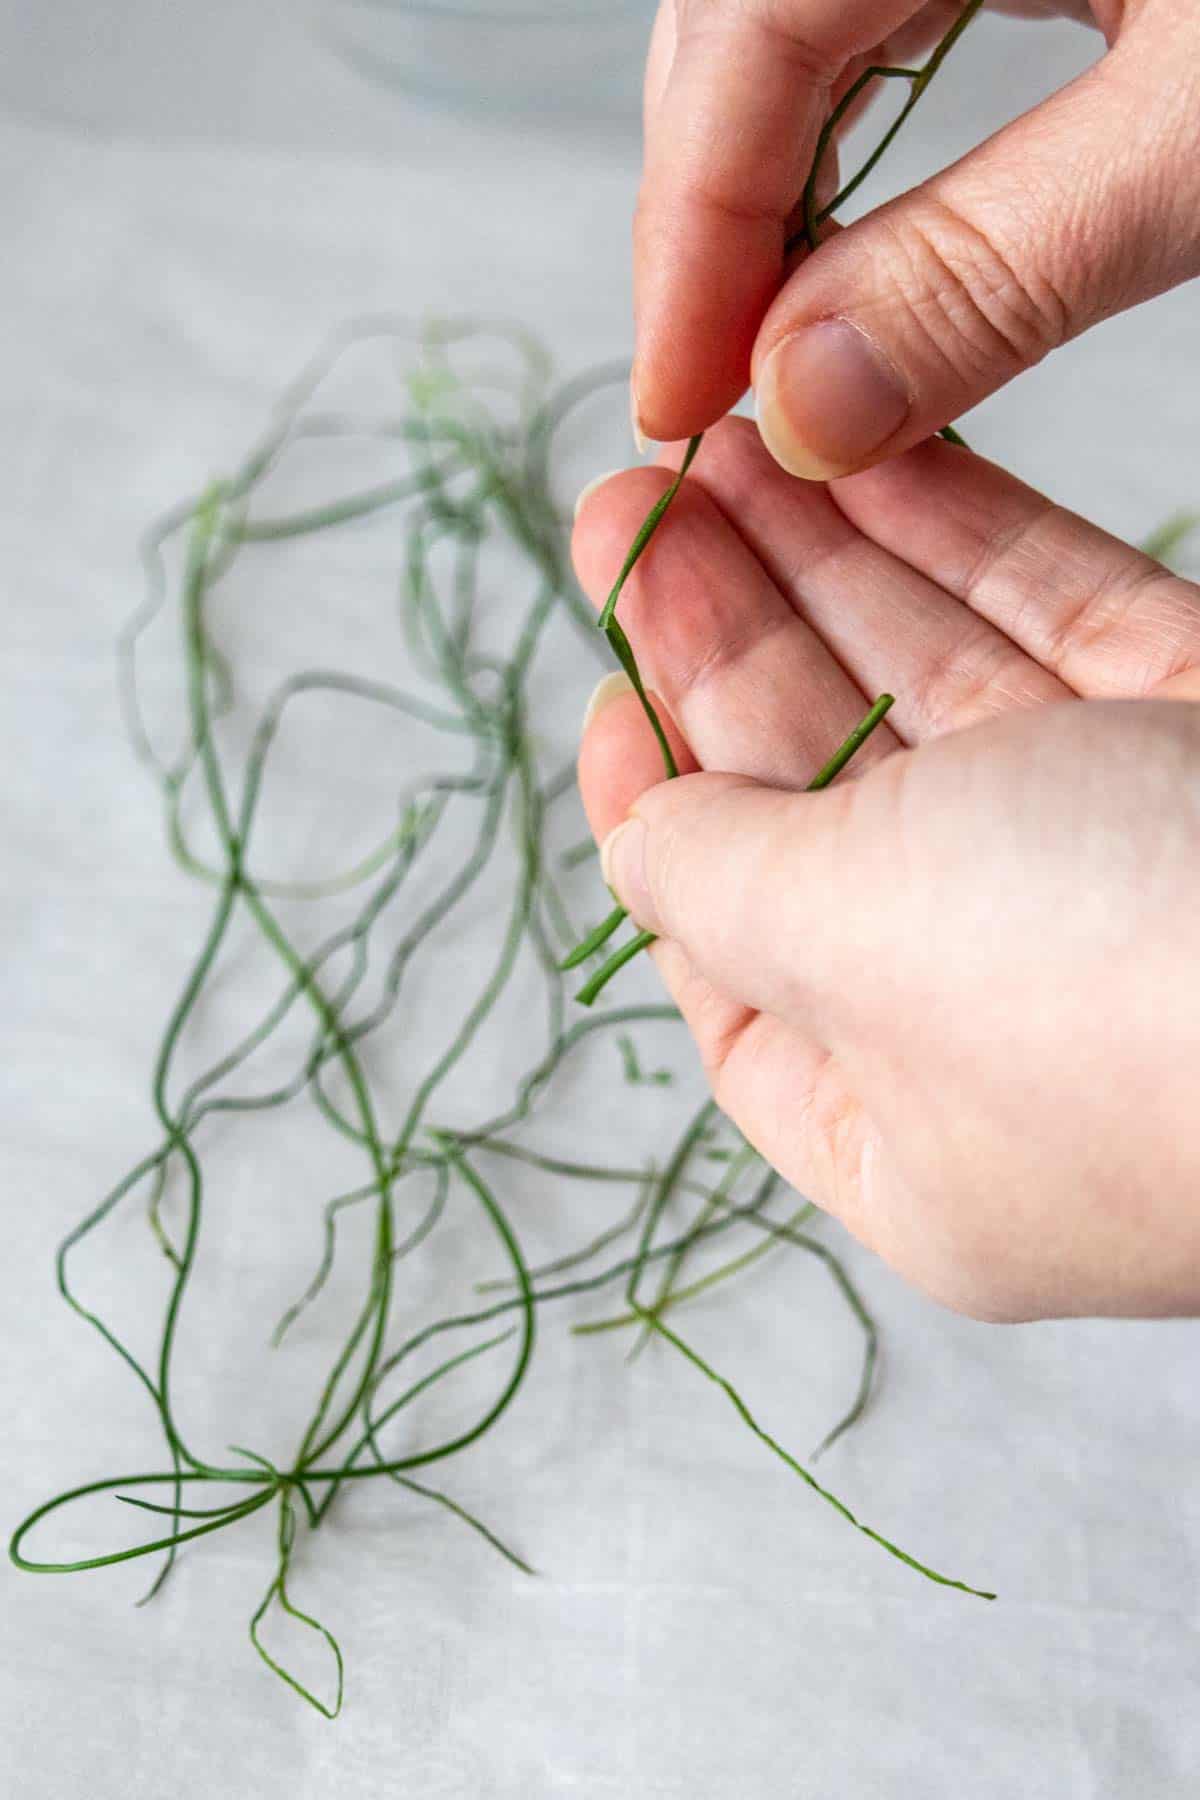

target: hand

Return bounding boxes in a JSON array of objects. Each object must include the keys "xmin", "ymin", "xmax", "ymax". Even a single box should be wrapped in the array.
[
  {"xmin": 634, "ymin": 0, "xmax": 1200, "ymax": 474},
  {"xmin": 572, "ymin": 425, "xmax": 1200, "ymax": 1321}
]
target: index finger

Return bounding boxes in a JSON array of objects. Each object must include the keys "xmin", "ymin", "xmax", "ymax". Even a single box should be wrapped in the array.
[{"xmin": 633, "ymin": 0, "xmax": 927, "ymax": 442}]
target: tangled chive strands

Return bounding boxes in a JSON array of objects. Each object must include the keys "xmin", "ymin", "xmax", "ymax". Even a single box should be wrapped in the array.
[
  {"xmin": 792, "ymin": 0, "xmax": 987, "ymax": 260},
  {"xmin": 10, "ymin": 320, "xmax": 992, "ymax": 1715},
  {"xmin": 564, "ymin": 0, "xmax": 984, "ymax": 1003},
  {"xmin": 12, "ymin": 15, "xmax": 1008, "ymax": 1709}
]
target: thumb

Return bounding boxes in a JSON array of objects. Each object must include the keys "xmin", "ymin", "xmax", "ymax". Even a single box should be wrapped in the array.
[
  {"xmin": 753, "ymin": 16, "xmax": 1200, "ymax": 480},
  {"xmin": 599, "ymin": 766, "xmax": 893, "ymax": 1032}
]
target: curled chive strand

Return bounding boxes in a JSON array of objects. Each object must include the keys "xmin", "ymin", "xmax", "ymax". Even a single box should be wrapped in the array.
[
  {"xmin": 794, "ymin": 0, "xmax": 987, "ymax": 256},
  {"xmin": 249, "ymin": 1491, "xmax": 345, "ymax": 1721},
  {"xmin": 14, "ymin": 292, "xmax": 999, "ymax": 1714}
]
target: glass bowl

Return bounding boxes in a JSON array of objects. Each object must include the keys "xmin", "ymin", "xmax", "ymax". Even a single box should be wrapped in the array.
[{"xmin": 326, "ymin": 0, "xmax": 656, "ymax": 118}]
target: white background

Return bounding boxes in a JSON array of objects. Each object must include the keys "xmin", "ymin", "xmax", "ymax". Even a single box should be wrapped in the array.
[{"xmin": 2, "ymin": 4, "xmax": 1198, "ymax": 1795}]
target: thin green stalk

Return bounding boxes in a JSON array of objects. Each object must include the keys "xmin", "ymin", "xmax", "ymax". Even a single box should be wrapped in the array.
[
  {"xmin": 634, "ymin": 1310, "xmax": 995, "ymax": 1600},
  {"xmin": 574, "ymin": 696, "xmax": 895, "ymax": 1006},
  {"xmin": 13, "ymin": 305, "xmax": 1005, "ymax": 1718}
]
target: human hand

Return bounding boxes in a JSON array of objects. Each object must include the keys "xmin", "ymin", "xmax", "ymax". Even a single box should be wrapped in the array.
[
  {"xmin": 573, "ymin": 426, "xmax": 1200, "ymax": 1320},
  {"xmin": 634, "ymin": 0, "xmax": 1200, "ymax": 475}
]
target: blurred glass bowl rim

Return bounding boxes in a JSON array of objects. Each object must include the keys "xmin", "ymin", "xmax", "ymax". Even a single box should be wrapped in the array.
[
  {"xmin": 327, "ymin": 0, "xmax": 656, "ymax": 116},
  {"xmin": 349, "ymin": 0, "xmax": 649, "ymax": 18}
]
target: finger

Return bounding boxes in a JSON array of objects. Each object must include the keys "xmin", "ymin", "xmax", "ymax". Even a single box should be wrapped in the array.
[
  {"xmin": 590, "ymin": 755, "xmax": 917, "ymax": 1253},
  {"xmin": 633, "ymin": 0, "xmax": 928, "ymax": 442},
  {"xmin": 574, "ymin": 677, "xmax": 781, "ymax": 1199},
  {"xmin": 752, "ymin": 20, "xmax": 1200, "ymax": 480},
  {"xmin": 596, "ymin": 767, "xmax": 889, "ymax": 1037},
  {"xmin": 572, "ymin": 459, "xmax": 902, "ymax": 782},
  {"xmin": 831, "ymin": 437, "xmax": 1200, "ymax": 699},
  {"xmin": 575, "ymin": 676, "xmax": 758, "ymax": 1101},
  {"xmin": 572, "ymin": 462, "xmax": 893, "ymax": 1216},
  {"xmin": 577, "ymin": 674, "xmax": 697, "ymax": 846},
  {"xmin": 576, "ymin": 677, "xmax": 751, "ymax": 1057},
  {"xmin": 577, "ymin": 688, "xmax": 878, "ymax": 1225},
  {"xmin": 677, "ymin": 418, "xmax": 1071, "ymax": 740}
]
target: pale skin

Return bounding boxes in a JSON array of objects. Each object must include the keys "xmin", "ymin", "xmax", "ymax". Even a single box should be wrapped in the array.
[
  {"xmin": 576, "ymin": 0, "xmax": 1200, "ymax": 1322},
  {"xmin": 633, "ymin": 1, "xmax": 1200, "ymax": 471},
  {"xmin": 574, "ymin": 427, "xmax": 1200, "ymax": 1322}
]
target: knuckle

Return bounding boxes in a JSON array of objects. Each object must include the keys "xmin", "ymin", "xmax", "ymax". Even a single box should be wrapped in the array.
[
  {"xmin": 878, "ymin": 192, "xmax": 1070, "ymax": 382},
  {"xmin": 702, "ymin": 1000, "xmax": 763, "ymax": 1102},
  {"xmin": 1057, "ymin": 562, "xmax": 1200, "ymax": 694},
  {"xmin": 910, "ymin": 626, "xmax": 1053, "ymax": 737}
]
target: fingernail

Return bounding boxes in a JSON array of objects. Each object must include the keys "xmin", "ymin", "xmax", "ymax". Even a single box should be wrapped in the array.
[
  {"xmin": 582, "ymin": 670, "xmax": 634, "ymax": 733},
  {"xmin": 630, "ymin": 375, "xmax": 650, "ymax": 457},
  {"xmin": 573, "ymin": 468, "xmax": 623, "ymax": 522},
  {"xmin": 755, "ymin": 320, "xmax": 910, "ymax": 480},
  {"xmin": 599, "ymin": 818, "xmax": 657, "ymax": 931}
]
